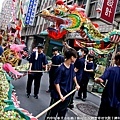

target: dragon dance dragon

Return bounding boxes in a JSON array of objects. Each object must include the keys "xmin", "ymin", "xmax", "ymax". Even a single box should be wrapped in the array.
[
  {"xmin": 0, "ymin": 42, "xmax": 37, "ymax": 120},
  {"xmin": 40, "ymin": 0, "xmax": 120, "ymax": 55},
  {"xmin": 40, "ymin": 0, "xmax": 120, "ymax": 79}
]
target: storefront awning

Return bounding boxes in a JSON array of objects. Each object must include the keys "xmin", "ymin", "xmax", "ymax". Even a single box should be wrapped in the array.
[
  {"xmin": 39, "ymin": 30, "xmax": 48, "ymax": 36},
  {"xmin": 66, "ymin": 32, "xmax": 83, "ymax": 39}
]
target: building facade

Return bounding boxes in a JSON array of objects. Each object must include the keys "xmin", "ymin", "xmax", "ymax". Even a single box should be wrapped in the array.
[
  {"xmin": 0, "ymin": 0, "xmax": 26, "ymax": 30},
  {"xmin": 21, "ymin": 0, "xmax": 74, "ymax": 53},
  {"xmin": 86, "ymin": 0, "xmax": 120, "ymax": 32},
  {"xmin": 0, "ymin": 0, "xmax": 13, "ymax": 29},
  {"xmin": 22, "ymin": 0, "xmax": 120, "ymax": 53}
]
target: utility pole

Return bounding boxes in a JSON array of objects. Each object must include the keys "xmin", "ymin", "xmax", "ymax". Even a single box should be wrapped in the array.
[{"xmin": 85, "ymin": 0, "xmax": 91, "ymax": 16}]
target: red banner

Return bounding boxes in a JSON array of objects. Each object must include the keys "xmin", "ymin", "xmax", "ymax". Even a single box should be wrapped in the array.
[{"xmin": 100, "ymin": 0, "xmax": 118, "ymax": 24}]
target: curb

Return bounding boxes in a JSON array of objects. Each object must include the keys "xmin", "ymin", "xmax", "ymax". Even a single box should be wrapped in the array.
[
  {"xmin": 67, "ymin": 108, "xmax": 78, "ymax": 117},
  {"xmin": 88, "ymin": 91, "xmax": 101, "ymax": 98}
]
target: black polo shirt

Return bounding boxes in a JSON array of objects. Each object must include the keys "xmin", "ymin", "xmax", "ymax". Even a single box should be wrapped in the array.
[{"xmin": 29, "ymin": 52, "xmax": 48, "ymax": 70}]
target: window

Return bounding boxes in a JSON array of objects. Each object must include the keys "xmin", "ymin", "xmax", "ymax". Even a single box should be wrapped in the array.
[
  {"xmin": 88, "ymin": 2, "xmax": 97, "ymax": 18},
  {"xmin": 33, "ymin": 16, "xmax": 38, "ymax": 26},
  {"xmin": 36, "ymin": 0, "xmax": 41, "ymax": 13},
  {"xmin": 116, "ymin": 0, "xmax": 120, "ymax": 13}
]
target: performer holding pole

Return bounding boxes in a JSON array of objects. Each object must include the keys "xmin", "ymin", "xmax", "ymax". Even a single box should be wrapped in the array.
[
  {"xmin": 36, "ymin": 88, "xmax": 77, "ymax": 119},
  {"xmin": 26, "ymin": 43, "xmax": 48, "ymax": 99},
  {"xmin": 46, "ymin": 46, "xmax": 64, "ymax": 93},
  {"xmin": 45, "ymin": 48, "xmax": 80, "ymax": 120},
  {"xmin": 95, "ymin": 53, "xmax": 120, "ymax": 117}
]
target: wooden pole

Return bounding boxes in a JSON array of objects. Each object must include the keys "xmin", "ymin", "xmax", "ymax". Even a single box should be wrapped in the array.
[
  {"xmin": 51, "ymin": 64, "xmax": 60, "ymax": 67},
  {"xmin": 18, "ymin": 64, "xmax": 61, "ymax": 73},
  {"xmin": 35, "ymin": 88, "xmax": 77, "ymax": 119},
  {"xmin": 18, "ymin": 70, "xmax": 48, "ymax": 73},
  {"xmin": 100, "ymin": 83, "xmax": 105, "ymax": 88}
]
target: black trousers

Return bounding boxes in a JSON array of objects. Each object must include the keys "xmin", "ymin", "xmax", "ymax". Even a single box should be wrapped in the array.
[
  {"xmin": 45, "ymin": 98, "xmax": 69, "ymax": 120},
  {"xmin": 68, "ymin": 83, "xmax": 76, "ymax": 106},
  {"xmin": 49, "ymin": 70, "xmax": 56, "ymax": 91},
  {"xmin": 26, "ymin": 73, "xmax": 42, "ymax": 95},
  {"xmin": 78, "ymin": 78, "xmax": 89, "ymax": 98},
  {"xmin": 98, "ymin": 101, "xmax": 120, "ymax": 118}
]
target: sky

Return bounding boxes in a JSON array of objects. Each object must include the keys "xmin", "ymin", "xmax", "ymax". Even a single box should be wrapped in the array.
[{"xmin": 0, "ymin": 0, "xmax": 4, "ymax": 12}]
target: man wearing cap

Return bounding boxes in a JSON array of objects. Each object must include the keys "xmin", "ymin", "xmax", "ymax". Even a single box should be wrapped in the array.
[
  {"xmin": 46, "ymin": 46, "xmax": 64, "ymax": 93},
  {"xmin": 26, "ymin": 43, "xmax": 48, "ymax": 99}
]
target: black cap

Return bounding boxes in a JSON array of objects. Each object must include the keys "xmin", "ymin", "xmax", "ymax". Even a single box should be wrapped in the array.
[
  {"xmin": 37, "ymin": 43, "xmax": 44, "ymax": 48},
  {"xmin": 52, "ymin": 47, "xmax": 58, "ymax": 52}
]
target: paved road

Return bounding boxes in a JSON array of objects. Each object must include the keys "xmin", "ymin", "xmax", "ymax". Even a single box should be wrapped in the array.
[{"xmin": 12, "ymin": 72, "xmax": 77, "ymax": 120}]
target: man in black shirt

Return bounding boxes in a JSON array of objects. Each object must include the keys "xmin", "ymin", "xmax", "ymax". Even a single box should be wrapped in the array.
[
  {"xmin": 46, "ymin": 47, "xmax": 64, "ymax": 92},
  {"xmin": 26, "ymin": 43, "xmax": 48, "ymax": 99}
]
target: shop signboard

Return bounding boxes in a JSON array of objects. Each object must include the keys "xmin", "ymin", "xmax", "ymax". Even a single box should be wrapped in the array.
[
  {"xmin": 100, "ymin": 0, "xmax": 118, "ymax": 24},
  {"xmin": 25, "ymin": 0, "xmax": 39, "ymax": 26}
]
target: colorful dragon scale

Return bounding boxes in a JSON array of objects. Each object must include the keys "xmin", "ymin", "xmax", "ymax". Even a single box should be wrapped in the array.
[
  {"xmin": 0, "ymin": 61, "xmax": 37, "ymax": 119},
  {"xmin": 0, "ymin": 63, "xmax": 25, "ymax": 120},
  {"xmin": 61, "ymin": 13, "xmax": 82, "ymax": 32},
  {"xmin": 0, "ymin": 31, "xmax": 37, "ymax": 119}
]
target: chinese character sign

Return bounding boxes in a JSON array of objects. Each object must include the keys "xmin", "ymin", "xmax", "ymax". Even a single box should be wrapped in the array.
[
  {"xmin": 25, "ymin": 0, "xmax": 39, "ymax": 26},
  {"xmin": 100, "ymin": 0, "xmax": 118, "ymax": 24}
]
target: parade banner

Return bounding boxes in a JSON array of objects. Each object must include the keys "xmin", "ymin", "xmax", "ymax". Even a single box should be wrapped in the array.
[
  {"xmin": 100, "ymin": 0, "xmax": 118, "ymax": 24},
  {"xmin": 25, "ymin": 0, "xmax": 39, "ymax": 26}
]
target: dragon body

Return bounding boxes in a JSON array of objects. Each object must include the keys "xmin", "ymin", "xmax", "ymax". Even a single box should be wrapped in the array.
[
  {"xmin": 0, "ymin": 44, "xmax": 37, "ymax": 119},
  {"xmin": 40, "ymin": 1, "xmax": 120, "ymax": 44},
  {"xmin": 40, "ymin": 0, "xmax": 120, "ymax": 78}
]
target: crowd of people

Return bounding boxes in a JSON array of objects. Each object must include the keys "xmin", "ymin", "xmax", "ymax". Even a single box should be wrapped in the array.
[{"xmin": 26, "ymin": 42, "xmax": 120, "ymax": 119}]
